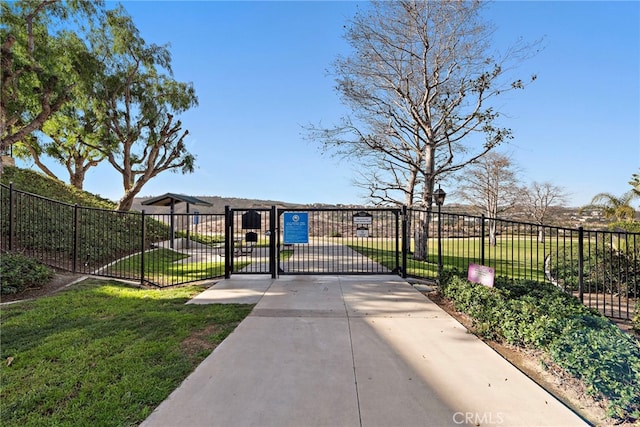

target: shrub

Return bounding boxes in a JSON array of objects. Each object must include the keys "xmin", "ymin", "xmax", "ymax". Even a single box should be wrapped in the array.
[
  {"xmin": 440, "ymin": 274, "xmax": 640, "ymax": 423},
  {"xmin": 607, "ymin": 221, "xmax": 640, "ymax": 233},
  {"xmin": 0, "ymin": 252, "xmax": 54, "ymax": 294}
]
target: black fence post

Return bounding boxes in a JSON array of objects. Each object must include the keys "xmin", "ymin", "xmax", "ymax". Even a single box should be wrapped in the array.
[
  {"xmin": 270, "ymin": 205, "xmax": 276, "ymax": 278},
  {"xmin": 401, "ymin": 206, "xmax": 407, "ymax": 278},
  {"xmin": 224, "ymin": 205, "xmax": 231, "ymax": 279},
  {"xmin": 141, "ymin": 210, "xmax": 146, "ymax": 286},
  {"xmin": 578, "ymin": 227, "xmax": 584, "ymax": 303},
  {"xmin": 481, "ymin": 214, "xmax": 486, "ymax": 265},
  {"xmin": 73, "ymin": 204, "xmax": 79, "ymax": 273},
  {"xmin": 437, "ymin": 204, "xmax": 443, "ymax": 281},
  {"xmin": 8, "ymin": 182, "xmax": 14, "ymax": 251},
  {"xmin": 394, "ymin": 208, "xmax": 400, "ymax": 276}
]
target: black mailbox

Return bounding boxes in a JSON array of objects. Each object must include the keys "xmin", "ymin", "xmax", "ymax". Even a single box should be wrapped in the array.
[
  {"xmin": 242, "ymin": 210, "xmax": 261, "ymax": 229},
  {"xmin": 245, "ymin": 232, "xmax": 258, "ymax": 243}
]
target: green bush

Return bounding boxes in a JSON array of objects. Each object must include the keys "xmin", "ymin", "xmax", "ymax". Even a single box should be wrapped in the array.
[
  {"xmin": 607, "ymin": 221, "xmax": 640, "ymax": 233},
  {"xmin": 440, "ymin": 274, "xmax": 640, "ymax": 423},
  {"xmin": 0, "ymin": 252, "xmax": 54, "ymax": 295},
  {"xmin": 548, "ymin": 235, "xmax": 639, "ymax": 297},
  {"xmin": 0, "ymin": 166, "xmax": 115, "ymax": 209},
  {"xmin": 1, "ymin": 181, "xmax": 170, "ymax": 269}
]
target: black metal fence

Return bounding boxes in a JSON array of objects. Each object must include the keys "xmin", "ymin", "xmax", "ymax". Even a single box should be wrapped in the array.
[
  {"xmin": 406, "ymin": 209, "xmax": 638, "ymax": 320},
  {"xmin": 1, "ymin": 183, "xmax": 226, "ymax": 287},
  {"xmin": 1, "ymin": 182, "xmax": 637, "ymax": 320}
]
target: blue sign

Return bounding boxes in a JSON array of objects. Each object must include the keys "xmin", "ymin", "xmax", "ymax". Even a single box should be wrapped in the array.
[
  {"xmin": 283, "ymin": 212, "xmax": 309, "ymax": 244},
  {"xmin": 193, "ymin": 211, "xmax": 200, "ymax": 225}
]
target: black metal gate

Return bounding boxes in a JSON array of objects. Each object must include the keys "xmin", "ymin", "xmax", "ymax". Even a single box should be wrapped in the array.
[
  {"xmin": 224, "ymin": 206, "xmax": 276, "ymax": 277},
  {"xmin": 276, "ymin": 207, "xmax": 402, "ymax": 275},
  {"xmin": 224, "ymin": 206, "xmax": 402, "ymax": 277}
]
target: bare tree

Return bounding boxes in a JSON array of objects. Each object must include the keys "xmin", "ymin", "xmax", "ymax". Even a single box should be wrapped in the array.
[
  {"xmin": 522, "ymin": 181, "xmax": 567, "ymax": 242},
  {"xmin": 456, "ymin": 152, "xmax": 522, "ymax": 245},
  {"xmin": 307, "ymin": 0, "xmax": 540, "ymax": 259}
]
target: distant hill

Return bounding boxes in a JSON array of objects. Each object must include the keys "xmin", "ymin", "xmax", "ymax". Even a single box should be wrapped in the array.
[
  {"xmin": 129, "ymin": 195, "xmax": 307, "ymax": 214},
  {"xmin": 0, "ymin": 165, "xmax": 616, "ymax": 230}
]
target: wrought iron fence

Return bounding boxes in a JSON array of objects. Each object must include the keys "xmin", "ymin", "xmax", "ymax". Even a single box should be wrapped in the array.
[
  {"xmin": 1, "ymin": 182, "xmax": 637, "ymax": 320},
  {"xmin": 1, "ymin": 183, "xmax": 226, "ymax": 288},
  {"xmin": 407, "ymin": 209, "xmax": 638, "ymax": 320}
]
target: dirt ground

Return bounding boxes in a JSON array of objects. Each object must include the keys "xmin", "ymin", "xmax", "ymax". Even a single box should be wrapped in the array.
[{"xmin": 2, "ymin": 273, "xmax": 638, "ymax": 426}]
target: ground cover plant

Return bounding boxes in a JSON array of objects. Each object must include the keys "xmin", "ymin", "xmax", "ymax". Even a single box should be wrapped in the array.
[
  {"xmin": 1, "ymin": 167, "xmax": 170, "ymax": 270},
  {"xmin": 440, "ymin": 273, "xmax": 640, "ymax": 423},
  {"xmin": 0, "ymin": 279, "xmax": 253, "ymax": 426},
  {"xmin": 0, "ymin": 252, "xmax": 54, "ymax": 294},
  {"xmin": 0, "ymin": 166, "xmax": 115, "ymax": 209}
]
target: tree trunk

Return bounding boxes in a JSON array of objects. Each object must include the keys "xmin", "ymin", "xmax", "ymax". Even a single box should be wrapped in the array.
[
  {"xmin": 413, "ymin": 209, "xmax": 432, "ymax": 261},
  {"xmin": 489, "ymin": 219, "xmax": 497, "ymax": 246},
  {"xmin": 116, "ymin": 191, "xmax": 136, "ymax": 211}
]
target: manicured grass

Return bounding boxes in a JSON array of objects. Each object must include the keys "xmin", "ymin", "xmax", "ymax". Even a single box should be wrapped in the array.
[
  {"xmin": 279, "ymin": 249, "xmax": 294, "ymax": 260},
  {"xmin": 103, "ymin": 248, "xmax": 246, "ymax": 286},
  {"xmin": 0, "ymin": 279, "xmax": 253, "ymax": 426},
  {"xmin": 350, "ymin": 236, "xmax": 573, "ymax": 281}
]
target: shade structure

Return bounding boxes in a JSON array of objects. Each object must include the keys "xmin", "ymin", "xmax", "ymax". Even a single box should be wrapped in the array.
[
  {"xmin": 141, "ymin": 193, "xmax": 212, "ymax": 249},
  {"xmin": 140, "ymin": 193, "xmax": 212, "ymax": 208}
]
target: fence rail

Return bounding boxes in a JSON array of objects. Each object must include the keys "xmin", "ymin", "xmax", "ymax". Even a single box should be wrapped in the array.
[
  {"xmin": 1, "ymin": 183, "xmax": 226, "ymax": 288},
  {"xmin": 405, "ymin": 209, "xmax": 638, "ymax": 320},
  {"xmin": 1, "ymin": 183, "xmax": 637, "ymax": 320}
]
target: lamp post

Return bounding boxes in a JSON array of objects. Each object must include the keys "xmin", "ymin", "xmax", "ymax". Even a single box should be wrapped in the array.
[{"xmin": 434, "ymin": 186, "xmax": 446, "ymax": 281}]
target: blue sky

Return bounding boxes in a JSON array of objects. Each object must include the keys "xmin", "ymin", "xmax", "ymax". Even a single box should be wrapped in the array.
[{"xmin": 17, "ymin": 0, "xmax": 639, "ymax": 207}]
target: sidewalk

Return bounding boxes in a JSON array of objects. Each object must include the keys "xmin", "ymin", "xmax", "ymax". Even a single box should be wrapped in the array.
[{"xmin": 141, "ymin": 275, "xmax": 589, "ymax": 427}]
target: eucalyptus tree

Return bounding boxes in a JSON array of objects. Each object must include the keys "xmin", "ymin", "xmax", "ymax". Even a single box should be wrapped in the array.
[
  {"xmin": 36, "ymin": 104, "xmax": 106, "ymax": 189},
  {"xmin": 0, "ymin": 0, "xmax": 103, "ymax": 158},
  {"xmin": 87, "ymin": 7, "xmax": 198, "ymax": 211},
  {"xmin": 308, "ymin": 0, "xmax": 540, "ymax": 259},
  {"xmin": 10, "ymin": 28, "xmax": 107, "ymax": 188}
]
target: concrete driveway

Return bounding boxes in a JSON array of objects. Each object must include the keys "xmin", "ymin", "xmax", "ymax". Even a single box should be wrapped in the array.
[{"xmin": 141, "ymin": 275, "xmax": 589, "ymax": 427}]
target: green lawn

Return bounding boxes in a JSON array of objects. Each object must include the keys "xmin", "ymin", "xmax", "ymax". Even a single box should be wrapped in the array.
[
  {"xmin": 350, "ymin": 236, "xmax": 578, "ymax": 281},
  {"xmin": 0, "ymin": 279, "xmax": 253, "ymax": 426},
  {"xmin": 103, "ymin": 248, "xmax": 248, "ymax": 286}
]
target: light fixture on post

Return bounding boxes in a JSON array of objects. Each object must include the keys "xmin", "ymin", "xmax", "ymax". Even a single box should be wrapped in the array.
[{"xmin": 434, "ymin": 186, "xmax": 446, "ymax": 280}]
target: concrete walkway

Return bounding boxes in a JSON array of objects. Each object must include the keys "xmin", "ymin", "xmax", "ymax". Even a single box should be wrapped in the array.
[{"xmin": 141, "ymin": 275, "xmax": 588, "ymax": 427}]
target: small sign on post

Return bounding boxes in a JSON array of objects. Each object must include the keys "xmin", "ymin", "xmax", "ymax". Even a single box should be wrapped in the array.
[
  {"xmin": 353, "ymin": 211, "xmax": 373, "ymax": 225},
  {"xmin": 468, "ymin": 263, "xmax": 495, "ymax": 288},
  {"xmin": 356, "ymin": 225, "xmax": 369, "ymax": 238}
]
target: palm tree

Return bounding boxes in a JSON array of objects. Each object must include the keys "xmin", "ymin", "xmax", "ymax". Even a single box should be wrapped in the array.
[
  {"xmin": 629, "ymin": 170, "xmax": 640, "ymax": 198},
  {"xmin": 581, "ymin": 191, "xmax": 638, "ymax": 221}
]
